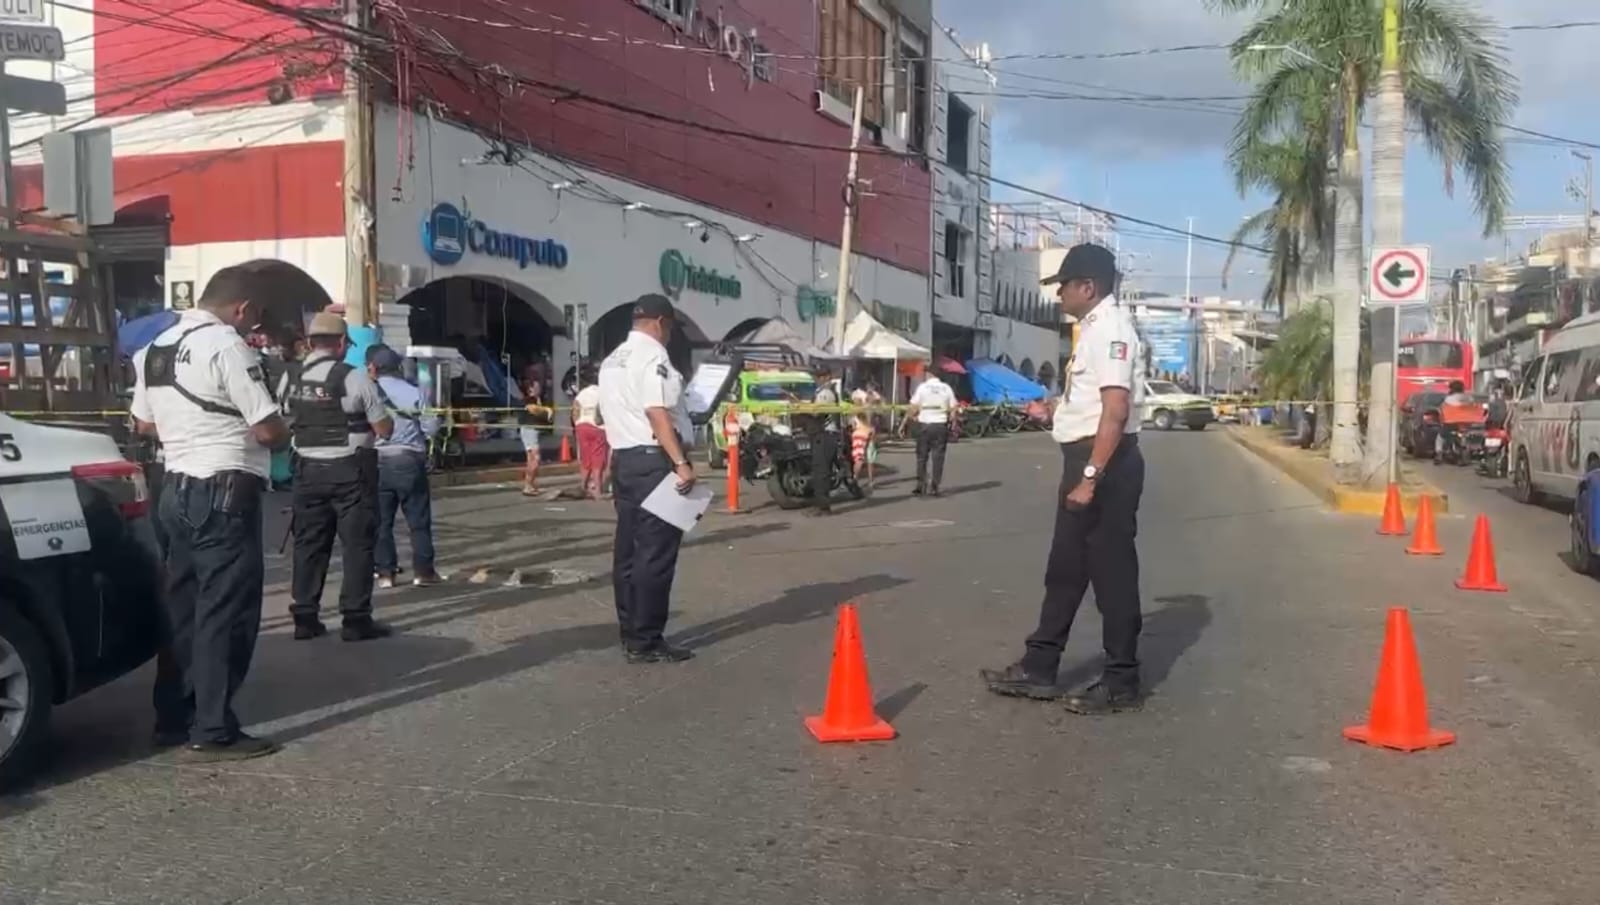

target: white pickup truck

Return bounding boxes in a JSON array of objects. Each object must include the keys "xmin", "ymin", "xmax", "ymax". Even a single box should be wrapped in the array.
[
  {"xmin": 0, "ymin": 413, "xmax": 164, "ymax": 786},
  {"xmin": 1141, "ymin": 380, "xmax": 1216, "ymax": 431}
]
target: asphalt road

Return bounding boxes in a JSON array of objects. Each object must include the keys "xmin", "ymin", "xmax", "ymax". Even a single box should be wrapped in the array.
[{"xmin": 4, "ymin": 430, "xmax": 1600, "ymax": 904}]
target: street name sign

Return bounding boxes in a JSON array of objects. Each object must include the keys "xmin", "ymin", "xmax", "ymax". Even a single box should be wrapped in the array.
[
  {"xmin": 0, "ymin": 0, "xmax": 46, "ymax": 22},
  {"xmin": 0, "ymin": 72, "xmax": 64, "ymax": 114},
  {"xmin": 0, "ymin": 23, "xmax": 62, "ymax": 61},
  {"xmin": 1369, "ymin": 245, "xmax": 1430, "ymax": 304}
]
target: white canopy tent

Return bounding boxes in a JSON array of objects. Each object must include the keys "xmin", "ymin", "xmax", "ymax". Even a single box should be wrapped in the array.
[{"xmin": 837, "ymin": 308, "xmax": 932, "ymax": 361}]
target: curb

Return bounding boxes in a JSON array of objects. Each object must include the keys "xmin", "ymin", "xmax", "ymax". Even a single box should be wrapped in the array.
[{"xmin": 1225, "ymin": 426, "xmax": 1449, "ymax": 516}]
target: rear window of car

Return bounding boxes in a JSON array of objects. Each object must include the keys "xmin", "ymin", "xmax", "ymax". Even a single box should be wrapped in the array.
[{"xmin": 747, "ymin": 382, "xmax": 815, "ymax": 402}]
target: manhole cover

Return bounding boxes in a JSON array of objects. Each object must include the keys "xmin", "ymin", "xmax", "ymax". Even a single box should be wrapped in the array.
[{"xmin": 886, "ymin": 519, "xmax": 955, "ymax": 529}]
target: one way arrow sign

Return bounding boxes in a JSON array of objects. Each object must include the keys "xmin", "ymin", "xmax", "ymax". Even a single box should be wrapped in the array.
[{"xmin": 1369, "ymin": 246, "xmax": 1430, "ymax": 304}]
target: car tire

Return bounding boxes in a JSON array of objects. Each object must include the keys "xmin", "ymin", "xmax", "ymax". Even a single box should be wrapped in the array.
[
  {"xmin": 1512, "ymin": 448, "xmax": 1541, "ymax": 505},
  {"xmin": 707, "ymin": 444, "xmax": 726, "ymax": 470},
  {"xmin": 1187, "ymin": 422, "xmax": 1207, "ymax": 432},
  {"xmin": 1153, "ymin": 409, "xmax": 1175, "ymax": 431},
  {"xmin": 1574, "ymin": 486, "xmax": 1600, "ymax": 578},
  {"xmin": 0, "ymin": 605, "xmax": 55, "ymax": 789}
]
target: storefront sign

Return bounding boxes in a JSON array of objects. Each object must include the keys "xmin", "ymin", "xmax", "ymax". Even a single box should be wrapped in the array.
[
  {"xmin": 660, "ymin": 249, "xmax": 741, "ymax": 300},
  {"xmin": 631, "ymin": 0, "xmax": 773, "ymax": 85},
  {"xmin": 795, "ymin": 285, "xmax": 836, "ymax": 322},
  {"xmin": 422, "ymin": 202, "xmax": 570, "ymax": 271},
  {"xmin": 872, "ymin": 300, "xmax": 921, "ymax": 335}
]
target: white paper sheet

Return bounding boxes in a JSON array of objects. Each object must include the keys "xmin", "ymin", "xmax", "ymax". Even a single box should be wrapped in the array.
[{"xmin": 641, "ymin": 473, "xmax": 714, "ymax": 533}]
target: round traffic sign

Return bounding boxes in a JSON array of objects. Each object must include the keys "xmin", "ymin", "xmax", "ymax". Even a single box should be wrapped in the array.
[{"xmin": 1372, "ymin": 249, "xmax": 1426, "ymax": 301}]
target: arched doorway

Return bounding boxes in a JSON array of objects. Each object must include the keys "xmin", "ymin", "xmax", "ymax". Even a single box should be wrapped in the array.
[
  {"xmin": 999, "ymin": 353, "xmax": 1014, "ymax": 369},
  {"xmin": 1037, "ymin": 361, "xmax": 1056, "ymax": 389},
  {"xmin": 1019, "ymin": 358, "xmax": 1035, "ymax": 379},
  {"xmin": 588, "ymin": 301, "xmax": 710, "ymax": 375},
  {"xmin": 401, "ymin": 275, "xmax": 561, "ymax": 402}
]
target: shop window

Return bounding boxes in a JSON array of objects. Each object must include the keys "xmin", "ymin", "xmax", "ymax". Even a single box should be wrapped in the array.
[
  {"xmin": 947, "ymin": 96, "xmax": 972, "ymax": 173},
  {"xmin": 894, "ymin": 25, "xmax": 928, "ymax": 151},
  {"xmin": 819, "ymin": 0, "xmax": 887, "ymax": 127}
]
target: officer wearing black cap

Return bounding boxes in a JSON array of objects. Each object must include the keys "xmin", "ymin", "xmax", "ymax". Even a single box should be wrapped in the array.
[
  {"xmin": 280, "ymin": 311, "xmax": 394, "ymax": 642},
  {"xmin": 131, "ymin": 264, "xmax": 291, "ymax": 761},
  {"xmin": 597, "ymin": 294, "xmax": 697, "ymax": 663},
  {"xmin": 982, "ymin": 243, "xmax": 1148, "ymax": 715}
]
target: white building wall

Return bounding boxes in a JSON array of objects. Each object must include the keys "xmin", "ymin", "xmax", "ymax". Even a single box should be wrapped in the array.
[
  {"xmin": 372, "ymin": 107, "xmax": 931, "ymax": 363},
  {"xmin": 929, "ymin": 25, "xmax": 994, "ymax": 353},
  {"xmin": 164, "ymin": 237, "xmax": 345, "ymax": 315}
]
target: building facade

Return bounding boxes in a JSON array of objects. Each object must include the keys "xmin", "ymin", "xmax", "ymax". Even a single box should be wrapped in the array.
[
  {"xmin": 17, "ymin": 0, "xmax": 938, "ymax": 390},
  {"xmin": 928, "ymin": 24, "xmax": 994, "ymax": 364}
]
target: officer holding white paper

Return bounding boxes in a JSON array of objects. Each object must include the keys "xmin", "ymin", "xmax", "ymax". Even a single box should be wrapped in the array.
[{"xmin": 598, "ymin": 294, "xmax": 696, "ymax": 664}]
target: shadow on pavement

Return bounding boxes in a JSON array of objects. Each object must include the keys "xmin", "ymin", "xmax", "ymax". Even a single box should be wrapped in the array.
[
  {"xmin": 672, "ymin": 574, "xmax": 908, "ymax": 651},
  {"xmin": 1054, "ymin": 593, "xmax": 1213, "ymax": 693},
  {"xmin": 875, "ymin": 682, "xmax": 928, "ymax": 721}
]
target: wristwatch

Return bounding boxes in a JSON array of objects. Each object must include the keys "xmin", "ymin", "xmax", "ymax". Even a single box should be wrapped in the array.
[
  {"xmin": 672, "ymin": 458, "xmax": 689, "ymax": 468},
  {"xmin": 1082, "ymin": 464, "xmax": 1100, "ymax": 482}
]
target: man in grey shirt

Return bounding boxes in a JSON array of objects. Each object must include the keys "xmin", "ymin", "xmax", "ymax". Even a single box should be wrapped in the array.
[{"xmin": 280, "ymin": 311, "xmax": 394, "ymax": 641}]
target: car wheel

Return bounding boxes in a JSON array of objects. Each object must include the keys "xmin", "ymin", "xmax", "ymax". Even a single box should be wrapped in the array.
[
  {"xmin": 707, "ymin": 444, "xmax": 726, "ymax": 470},
  {"xmin": 0, "ymin": 606, "xmax": 54, "ymax": 788},
  {"xmin": 1187, "ymin": 422, "xmax": 1207, "ymax": 431},
  {"xmin": 1512, "ymin": 448, "xmax": 1539, "ymax": 505},
  {"xmin": 1153, "ymin": 409, "xmax": 1175, "ymax": 431}
]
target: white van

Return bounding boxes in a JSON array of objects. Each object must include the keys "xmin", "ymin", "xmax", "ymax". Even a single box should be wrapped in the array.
[{"xmin": 1508, "ymin": 312, "xmax": 1600, "ymax": 504}]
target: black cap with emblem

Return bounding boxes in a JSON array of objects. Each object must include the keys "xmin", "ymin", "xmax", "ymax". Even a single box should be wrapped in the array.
[
  {"xmin": 1041, "ymin": 242, "xmax": 1119, "ymax": 288},
  {"xmin": 631, "ymin": 293, "xmax": 677, "ymax": 322}
]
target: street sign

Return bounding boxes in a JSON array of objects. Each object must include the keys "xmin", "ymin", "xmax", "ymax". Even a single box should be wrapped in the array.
[
  {"xmin": 0, "ymin": 72, "xmax": 64, "ymax": 115},
  {"xmin": 1369, "ymin": 245, "xmax": 1430, "ymax": 304},
  {"xmin": 0, "ymin": 0, "xmax": 47, "ymax": 23},
  {"xmin": 0, "ymin": 23, "xmax": 62, "ymax": 61}
]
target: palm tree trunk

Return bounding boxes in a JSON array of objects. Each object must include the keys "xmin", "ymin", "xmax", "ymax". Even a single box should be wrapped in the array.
[
  {"xmin": 1365, "ymin": 0, "xmax": 1406, "ymax": 483},
  {"xmin": 1331, "ymin": 140, "xmax": 1364, "ymax": 467}
]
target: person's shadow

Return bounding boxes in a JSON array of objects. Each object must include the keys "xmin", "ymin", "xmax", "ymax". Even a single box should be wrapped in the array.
[{"xmin": 1054, "ymin": 593, "xmax": 1212, "ymax": 692}]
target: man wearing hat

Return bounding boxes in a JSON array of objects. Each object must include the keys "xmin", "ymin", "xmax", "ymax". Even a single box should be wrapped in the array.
[
  {"xmin": 280, "ymin": 310, "xmax": 395, "ymax": 641},
  {"xmin": 982, "ymin": 243, "xmax": 1148, "ymax": 715},
  {"xmin": 597, "ymin": 294, "xmax": 697, "ymax": 663}
]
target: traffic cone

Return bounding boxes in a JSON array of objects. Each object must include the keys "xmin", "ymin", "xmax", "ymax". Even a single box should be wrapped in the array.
[
  {"xmin": 1405, "ymin": 495, "xmax": 1443, "ymax": 556},
  {"xmin": 1377, "ymin": 483, "xmax": 1407, "ymax": 535},
  {"xmin": 1343, "ymin": 607, "xmax": 1456, "ymax": 752},
  {"xmin": 805, "ymin": 603, "xmax": 896, "ymax": 743},
  {"xmin": 1455, "ymin": 514, "xmax": 1508, "ymax": 592},
  {"xmin": 559, "ymin": 433, "xmax": 573, "ymax": 463}
]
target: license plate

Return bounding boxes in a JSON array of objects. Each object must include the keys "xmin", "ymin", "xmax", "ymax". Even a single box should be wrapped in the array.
[{"xmin": 1485, "ymin": 437, "xmax": 1502, "ymax": 449}]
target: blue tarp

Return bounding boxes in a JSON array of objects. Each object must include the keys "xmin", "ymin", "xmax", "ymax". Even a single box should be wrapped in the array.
[
  {"xmin": 117, "ymin": 310, "xmax": 181, "ymax": 359},
  {"xmin": 964, "ymin": 358, "xmax": 1049, "ymax": 404}
]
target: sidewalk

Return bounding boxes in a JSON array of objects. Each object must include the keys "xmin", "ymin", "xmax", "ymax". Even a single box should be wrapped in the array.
[{"xmin": 1227, "ymin": 424, "xmax": 1448, "ymax": 515}]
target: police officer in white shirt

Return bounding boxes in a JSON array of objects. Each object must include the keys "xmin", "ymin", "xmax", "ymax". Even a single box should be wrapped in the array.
[
  {"xmin": 983, "ymin": 243, "xmax": 1148, "ymax": 715},
  {"xmin": 598, "ymin": 294, "xmax": 696, "ymax": 664},
  {"xmin": 279, "ymin": 311, "xmax": 394, "ymax": 642},
  {"xmin": 131, "ymin": 264, "xmax": 291, "ymax": 761},
  {"xmin": 908, "ymin": 372, "xmax": 956, "ymax": 495}
]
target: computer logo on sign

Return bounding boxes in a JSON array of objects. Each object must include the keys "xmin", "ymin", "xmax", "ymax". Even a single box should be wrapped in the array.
[{"xmin": 422, "ymin": 202, "xmax": 466, "ymax": 266}]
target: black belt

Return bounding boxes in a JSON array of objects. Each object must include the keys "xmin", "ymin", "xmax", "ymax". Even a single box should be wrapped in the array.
[
  {"xmin": 613, "ymin": 445, "xmax": 664, "ymax": 456},
  {"xmin": 1062, "ymin": 434, "xmax": 1140, "ymax": 452}
]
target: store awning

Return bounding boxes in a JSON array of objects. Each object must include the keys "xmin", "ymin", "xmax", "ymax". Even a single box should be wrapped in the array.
[
  {"xmin": 936, "ymin": 356, "xmax": 967, "ymax": 375},
  {"xmin": 838, "ymin": 309, "xmax": 931, "ymax": 360},
  {"xmin": 965, "ymin": 358, "xmax": 1050, "ymax": 404}
]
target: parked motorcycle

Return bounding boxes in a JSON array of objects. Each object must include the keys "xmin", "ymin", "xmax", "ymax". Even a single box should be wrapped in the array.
[
  {"xmin": 738, "ymin": 423, "xmax": 868, "ymax": 510},
  {"xmin": 1435, "ymin": 421, "xmax": 1486, "ymax": 466},
  {"xmin": 1476, "ymin": 424, "xmax": 1509, "ymax": 478},
  {"xmin": 990, "ymin": 401, "xmax": 1027, "ymax": 434}
]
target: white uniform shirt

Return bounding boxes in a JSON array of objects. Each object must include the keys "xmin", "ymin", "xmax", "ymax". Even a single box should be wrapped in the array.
[
  {"xmin": 1053, "ymin": 296, "xmax": 1145, "ymax": 444},
  {"xmin": 598, "ymin": 330, "xmax": 687, "ymax": 451},
  {"xmin": 574, "ymin": 385, "xmax": 602, "ymax": 427},
  {"xmin": 130, "ymin": 309, "xmax": 281, "ymax": 479},
  {"xmin": 909, "ymin": 376, "xmax": 956, "ymax": 424}
]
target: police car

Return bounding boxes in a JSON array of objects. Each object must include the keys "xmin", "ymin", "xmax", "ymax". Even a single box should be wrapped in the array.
[{"xmin": 0, "ymin": 412, "xmax": 164, "ymax": 785}]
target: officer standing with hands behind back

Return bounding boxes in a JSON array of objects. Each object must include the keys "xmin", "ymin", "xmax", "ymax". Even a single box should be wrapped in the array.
[
  {"xmin": 598, "ymin": 294, "xmax": 697, "ymax": 664},
  {"xmin": 280, "ymin": 311, "xmax": 394, "ymax": 642},
  {"xmin": 132, "ymin": 264, "xmax": 290, "ymax": 761},
  {"xmin": 982, "ymin": 243, "xmax": 1148, "ymax": 715}
]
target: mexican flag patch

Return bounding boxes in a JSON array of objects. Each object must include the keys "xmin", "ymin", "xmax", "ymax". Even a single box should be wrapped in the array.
[{"xmin": 1109, "ymin": 341, "xmax": 1128, "ymax": 361}]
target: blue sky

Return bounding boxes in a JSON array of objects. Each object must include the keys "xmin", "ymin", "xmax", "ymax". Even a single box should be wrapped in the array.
[{"xmin": 936, "ymin": 0, "xmax": 1598, "ymax": 300}]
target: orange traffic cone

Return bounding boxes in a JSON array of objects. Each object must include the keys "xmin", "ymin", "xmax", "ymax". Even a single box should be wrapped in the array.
[
  {"xmin": 1343, "ymin": 607, "xmax": 1456, "ymax": 752},
  {"xmin": 559, "ymin": 433, "xmax": 573, "ymax": 463},
  {"xmin": 1377, "ymin": 483, "xmax": 1407, "ymax": 536},
  {"xmin": 1405, "ymin": 495, "xmax": 1443, "ymax": 556},
  {"xmin": 1455, "ymin": 514, "xmax": 1508, "ymax": 592},
  {"xmin": 805, "ymin": 604, "xmax": 896, "ymax": 743}
]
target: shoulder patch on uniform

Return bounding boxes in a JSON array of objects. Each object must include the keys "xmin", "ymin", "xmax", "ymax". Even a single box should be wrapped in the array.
[
  {"xmin": 1109, "ymin": 341, "xmax": 1129, "ymax": 361},
  {"xmin": 655, "ymin": 363, "xmax": 670, "ymax": 379},
  {"xmin": 247, "ymin": 364, "xmax": 265, "ymax": 383}
]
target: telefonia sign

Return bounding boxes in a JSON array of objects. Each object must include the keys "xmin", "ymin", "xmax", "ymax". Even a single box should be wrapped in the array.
[
  {"xmin": 660, "ymin": 249, "xmax": 741, "ymax": 300},
  {"xmin": 423, "ymin": 202, "xmax": 570, "ymax": 270},
  {"xmin": 795, "ymin": 286, "xmax": 836, "ymax": 322}
]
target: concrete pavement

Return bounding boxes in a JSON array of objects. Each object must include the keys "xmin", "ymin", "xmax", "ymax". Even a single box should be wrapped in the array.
[{"xmin": 4, "ymin": 432, "xmax": 1600, "ymax": 903}]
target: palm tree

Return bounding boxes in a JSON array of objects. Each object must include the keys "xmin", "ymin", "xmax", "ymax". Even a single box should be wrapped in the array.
[
  {"xmin": 1222, "ymin": 137, "xmax": 1332, "ymax": 315},
  {"xmin": 1212, "ymin": 0, "xmax": 1517, "ymax": 471}
]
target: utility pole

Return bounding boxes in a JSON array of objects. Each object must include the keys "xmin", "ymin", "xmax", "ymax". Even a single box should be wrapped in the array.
[
  {"xmin": 1185, "ymin": 216, "xmax": 1196, "ymax": 389},
  {"xmin": 1573, "ymin": 150, "xmax": 1594, "ymax": 271},
  {"xmin": 343, "ymin": 0, "xmax": 378, "ymax": 327},
  {"xmin": 830, "ymin": 85, "xmax": 864, "ymax": 356}
]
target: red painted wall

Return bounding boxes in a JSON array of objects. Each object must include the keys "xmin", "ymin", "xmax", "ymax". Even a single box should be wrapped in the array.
[
  {"xmin": 394, "ymin": 0, "xmax": 932, "ymax": 275},
  {"xmin": 15, "ymin": 142, "xmax": 344, "ymax": 243},
  {"xmin": 90, "ymin": 0, "xmax": 341, "ymax": 116}
]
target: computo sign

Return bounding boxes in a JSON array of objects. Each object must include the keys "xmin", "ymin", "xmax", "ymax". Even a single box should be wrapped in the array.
[
  {"xmin": 423, "ymin": 202, "xmax": 569, "ymax": 271},
  {"xmin": 660, "ymin": 249, "xmax": 741, "ymax": 300}
]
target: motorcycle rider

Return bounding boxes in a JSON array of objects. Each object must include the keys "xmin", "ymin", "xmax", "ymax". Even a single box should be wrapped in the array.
[{"xmin": 1435, "ymin": 380, "xmax": 1480, "ymax": 463}]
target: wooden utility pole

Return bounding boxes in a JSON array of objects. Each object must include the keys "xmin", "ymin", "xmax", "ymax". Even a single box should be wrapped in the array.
[
  {"xmin": 831, "ymin": 86, "xmax": 864, "ymax": 356},
  {"xmin": 342, "ymin": 0, "xmax": 377, "ymax": 326}
]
